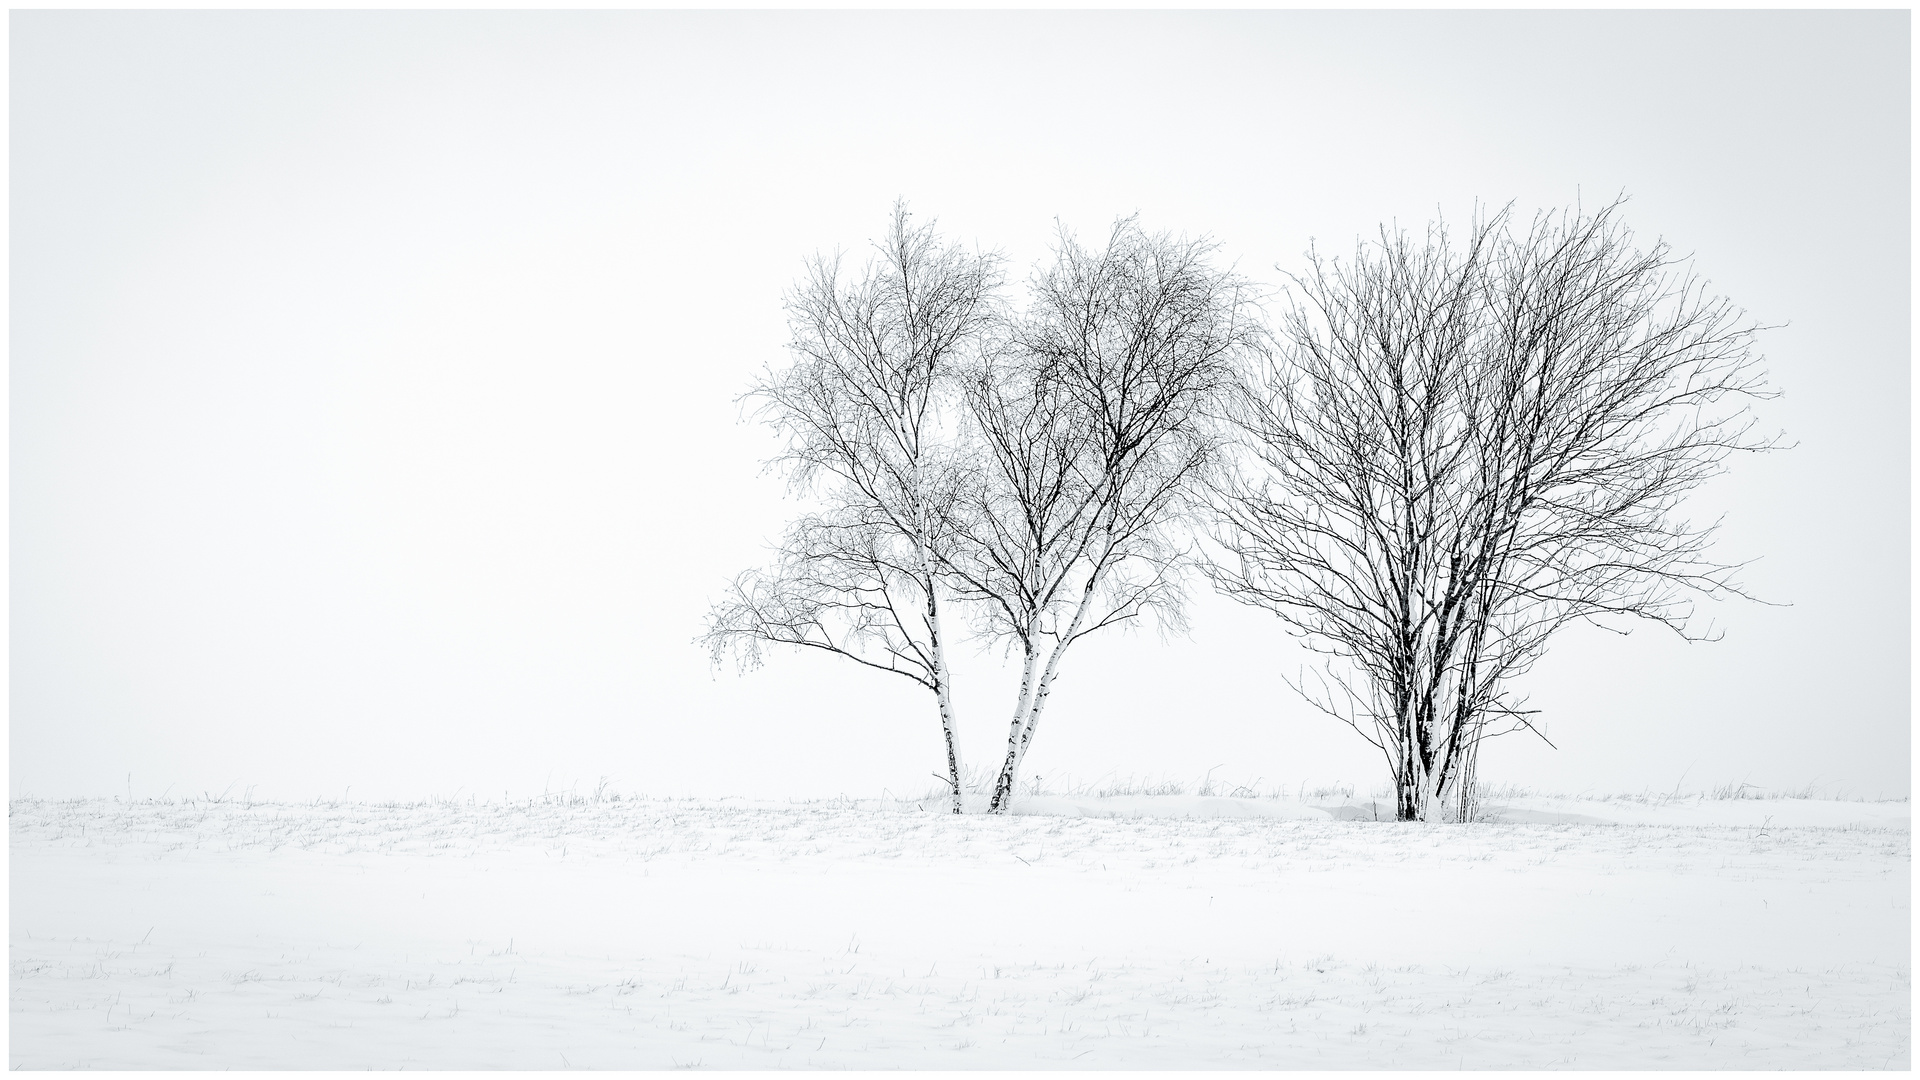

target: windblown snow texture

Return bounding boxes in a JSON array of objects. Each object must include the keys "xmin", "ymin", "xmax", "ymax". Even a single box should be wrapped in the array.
[{"xmin": 11, "ymin": 796, "xmax": 1909, "ymax": 1068}]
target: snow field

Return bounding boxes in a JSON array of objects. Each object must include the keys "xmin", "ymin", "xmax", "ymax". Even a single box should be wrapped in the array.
[{"xmin": 10, "ymin": 797, "xmax": 1910, "ymax": 1068}]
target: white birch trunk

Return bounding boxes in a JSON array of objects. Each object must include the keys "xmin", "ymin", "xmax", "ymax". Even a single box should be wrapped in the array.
[
  {"xmin": 988, "ymin": 577, "xmax": 1100, "ymax": 814},
  {"xmin": 1415, "ymin": 760, "xmax": 1445, "ymax": 822},
  {"xmin": 927, "ymin": 595, "xmax": 967, "ymax": 814},
  {"xmin": 1450, "ymin": 737, "xmax": 1478, "ymax": 823},
  {"xmin": 1405, "ymin": 722, "xmax": 1469, "ymax": 823},
  {"xmin": 917, "ymin": 536, "xmax": 966, "ymax": 815},
  {"xmin": 984, "ymin": 638, "xmax": 1042, "ymax": 814}
]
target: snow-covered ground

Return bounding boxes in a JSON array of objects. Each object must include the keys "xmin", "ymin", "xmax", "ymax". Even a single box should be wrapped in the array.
[{"xmin": 11, "ymin": 794, "xmax": 1909, "ymax": 1068}]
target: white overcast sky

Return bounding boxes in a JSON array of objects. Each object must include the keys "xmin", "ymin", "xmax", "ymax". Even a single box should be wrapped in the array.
[{"xmin": 12, "ymin": 10, "xmax": 1910, "ymax": 802}]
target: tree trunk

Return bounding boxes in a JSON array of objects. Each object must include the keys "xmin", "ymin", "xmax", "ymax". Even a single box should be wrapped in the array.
[
  {"xmin": 1393, "ymin": 731, "xmax": 1472, "ymax": 822},
  {"xmin": 987, "ymin": 578, "xmax": 1100, "ymax": 814},
  {"xmin": 1395, "ymin": 765, "xmax": 1420, "ymax": 821},
  {"xmin": 936, "ymin": 690, "xmax": 965, "ymax": 814},
  {"xmin": 1449, "ymin": 735, "xmax": 1479, "ymax": 824},
  {"xmin": 923, "ymin": 566, "xmax": 966, "ymax": 814},
  {"xmin": 986, "ymin": 649, "xmax": 1068, "ymax": 813},
  {"xmin": 986, "ymin": 672, "xmax": 1052, "ymax": 815},
  {"xmin": 985, "ymin": 640, "xmax": 1041, "ymax": 814}
]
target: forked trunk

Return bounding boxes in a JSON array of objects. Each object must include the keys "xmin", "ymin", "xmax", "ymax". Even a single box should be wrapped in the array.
[
  {"xmin": 987, "ymin": 580, "xmax": 1098, "ymax": 814},
  {"xmin": 987, "ymin": 671, "xmax": 1054, "ymax": 814},
  {"xmin": 985, "ymin": 640, "xmax": 1042, "ymax": 814}
]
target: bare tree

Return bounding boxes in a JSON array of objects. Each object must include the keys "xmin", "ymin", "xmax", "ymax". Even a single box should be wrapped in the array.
[
  {"xmin": 944, "ymin": 218, "xmax": 1263, "ymax": 814},
  {"xmin": 703, "ymin": 203, "xmax": 1002, "ymax": 813},
  {"xmin": 1211, "ymin": 200, "xmax": 1776, "ymax": 822}
]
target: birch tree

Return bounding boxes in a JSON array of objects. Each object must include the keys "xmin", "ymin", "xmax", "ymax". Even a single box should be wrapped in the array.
[
  {"xmin": 703, "ymin": 203, "xmax": 1002, "ymax": 813},
  {"xmin": 1210, "ymin": 201, "xmax": 1776, "ymax": 821},
  {"xmin": 945, "ymin": 219, "xmax": 1262, "ymax": 814}
]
